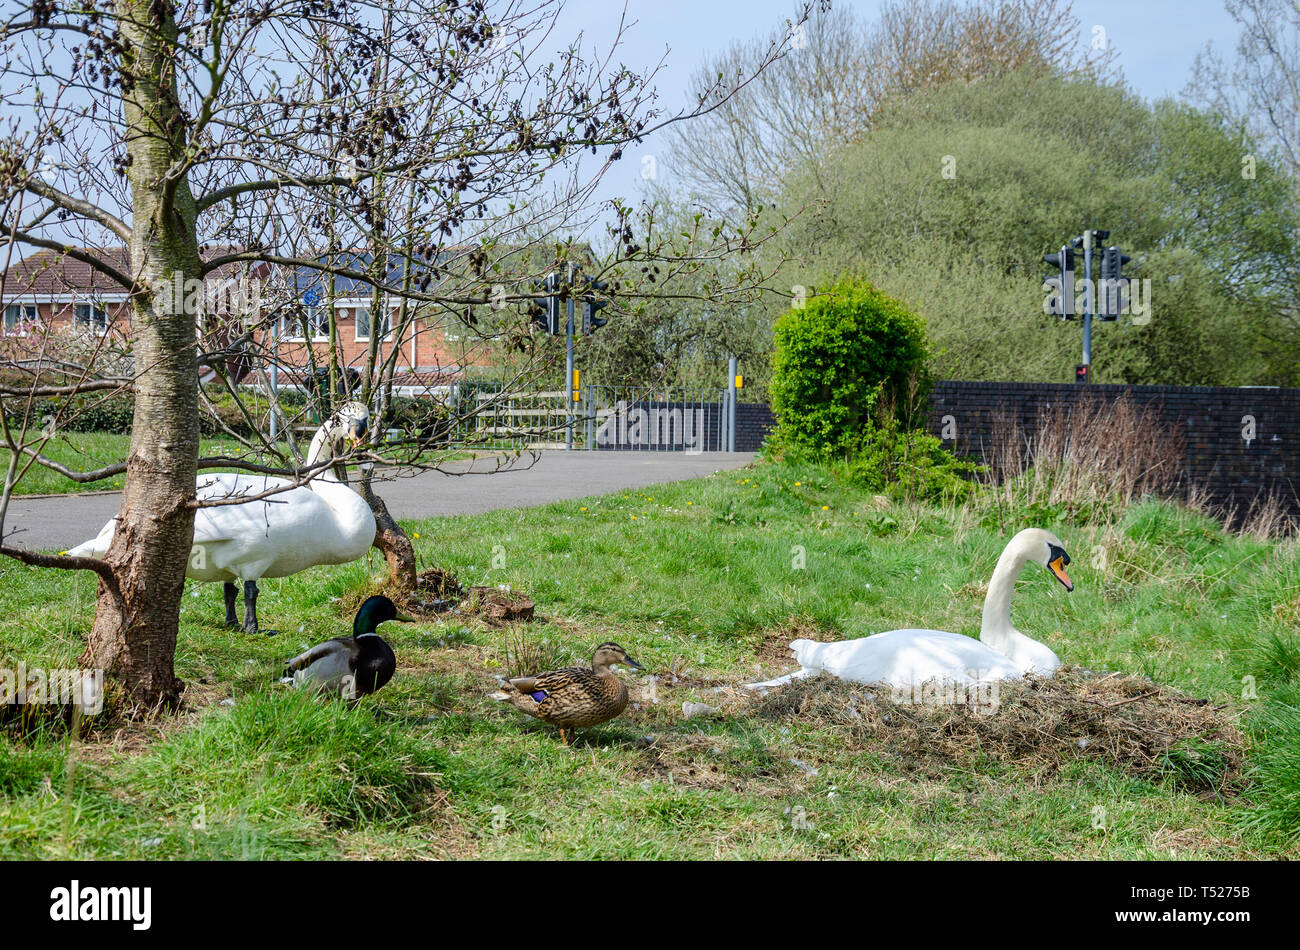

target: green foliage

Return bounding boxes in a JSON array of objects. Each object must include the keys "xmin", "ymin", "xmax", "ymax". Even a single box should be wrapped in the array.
[
  {"xmin": 776, "ymin": 69, "xmax": 1300, "ymax": 385},
  {"xmin": 838, "ymin": 415, "xmax": 982, "ymax": 504},
  {"xmin": 770, "ymin": 279, "xmax": 928, "ymax": 457},
  {"xmin": 7, "ymin": 387, "xmax": 313, "ymax": 438},
  {"xmin": 385, "ymin": 396, "xmax": 453, "ymax": 446}
]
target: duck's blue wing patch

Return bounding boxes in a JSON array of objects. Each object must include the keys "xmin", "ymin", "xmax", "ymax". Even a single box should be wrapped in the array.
[{"xmin": 530, "ymin": 690, "xmax": 548, "ymax": 702}]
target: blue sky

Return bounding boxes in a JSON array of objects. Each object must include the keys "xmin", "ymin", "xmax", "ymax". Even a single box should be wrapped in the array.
[{"xmin": 548, "ymin": 0, "xmax": 1243, "ymax": 204}]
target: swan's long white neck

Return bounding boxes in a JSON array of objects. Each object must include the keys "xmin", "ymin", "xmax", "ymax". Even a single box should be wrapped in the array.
[
  {"xmin": 980, "ymin": 539, "xmax": 1032, "ymax": 654},
  {"xmin": 305, "ymin": 426, "xmax": 342, "ymax": 484},
  {"xmin": 300, "ymin": 419, "xmax": 373, "ymax": 548},
  {"xmin": 978, "ymin": 534, "xmax": 1061, "ymax": 675}
]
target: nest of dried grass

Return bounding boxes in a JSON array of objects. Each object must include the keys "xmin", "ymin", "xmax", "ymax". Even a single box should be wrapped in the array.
[
  {"xmin": 748, "ymin": 668, "xmax": 1243, "ymax": 796},
  {"xmin": 462, "ymin": 586, "xmax": 535, "ymax": 624},
  {"xmin": 338, "ymin": 566, "xmax": 466, "ymax": 621}
]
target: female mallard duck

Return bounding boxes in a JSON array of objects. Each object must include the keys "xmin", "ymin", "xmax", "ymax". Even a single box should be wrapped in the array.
[
  {"xmin": 493, "ymin": 642, "xmax": 644, "ymax": 744},
  {"xmin": 283, "ymin": 596, "xmax": 414, "ymax": 698}
]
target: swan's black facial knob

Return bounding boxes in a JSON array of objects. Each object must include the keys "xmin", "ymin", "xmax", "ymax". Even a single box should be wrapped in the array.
[{"xmin": 1046, "ymin": 543, "xmax": 1073, "ymax": 591}]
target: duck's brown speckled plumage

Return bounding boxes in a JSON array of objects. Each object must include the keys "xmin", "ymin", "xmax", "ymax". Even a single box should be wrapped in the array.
[{"xmin": 495, "ymin": 642, "xmax": 644, "ymax": 743}]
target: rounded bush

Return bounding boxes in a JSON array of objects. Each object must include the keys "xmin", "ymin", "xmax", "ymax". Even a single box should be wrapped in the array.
[{"xmin": 770, "ymin": 279, "xmax": 928, "ymax": 457}]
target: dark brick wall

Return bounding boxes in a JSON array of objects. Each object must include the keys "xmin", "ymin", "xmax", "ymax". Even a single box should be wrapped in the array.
[
  {"xmin": 924, "ymin": 380, "xmax": 1300, "ymax": 516},
  {"xmin": 739, "ymin": 383, "xmax": 1297, "ymax": 515},
  {"xmin": 736, "ymin": 403, "xmax": 776, "ymax": 452}
]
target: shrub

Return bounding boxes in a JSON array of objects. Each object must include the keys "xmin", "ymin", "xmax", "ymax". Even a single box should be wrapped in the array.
[
  {"xmin": 839, "ymin": 414, "xmax": 983, "ymax": 504},
  {"xmin": 384, "ymin": 396, "xmax": 453, "ymax": 447},
  {"xmin": 8, "ymin": 393, "xmax": 136, "ymax": 434},
  {"xmin": 770, "ymin": 279, "xmax": 928, "ymax": 458}
]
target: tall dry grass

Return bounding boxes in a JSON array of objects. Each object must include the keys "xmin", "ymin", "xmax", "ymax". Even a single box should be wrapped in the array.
[
  {"xmin": 981, "ymin": 394, "xmax": 1185, "ymax": 524},
  {"xmin": 973, "ymin": 393, "xmax": 1296, "ymax": 537},
  {"xmin": 1191, "ymin": 484, "xmax": 1299, "ymax": 540}
]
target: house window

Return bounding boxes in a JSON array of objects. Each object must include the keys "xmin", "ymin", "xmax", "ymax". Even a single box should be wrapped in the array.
[
  {"xmin": 74, "ymin": 303, "xmax": 109, "ymax": 333},
  {"xmin": 283, "ymin": 306, "xmax": 329, "ymax": 341},
  {"xmin": 3, "ymin": 304, "xmax": 39, "ymax": 336},
  {"xmin": 354, "ymin": 306, "xmax": 391, "ymax": 341}
]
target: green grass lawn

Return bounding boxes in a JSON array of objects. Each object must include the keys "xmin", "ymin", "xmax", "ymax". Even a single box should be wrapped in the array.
[
  {"xmin": 0, "ymin": 433, "xmax": 254, "ymax": 495},
  {"xmin": 0, "ymin": 431, "xmax": 473, "ymax": 495},
  {"xmin": 1, "ymin": 455, "xmax": 1298, "ymax": 858}
]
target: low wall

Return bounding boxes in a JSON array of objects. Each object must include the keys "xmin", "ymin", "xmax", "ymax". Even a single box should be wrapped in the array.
[{"xmin": 925, "ymin": 380, "xmax": 1299, "ymax": 517}]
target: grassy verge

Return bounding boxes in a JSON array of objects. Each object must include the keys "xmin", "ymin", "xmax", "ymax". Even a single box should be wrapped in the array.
[
  {"xmin": 0, "ymin": 431, "xmax": 474, "ymax": 495},
  {"xmin": 0, "ymin": 433, "xmax": 252, "ymax": 495},
  {"xmin": 1, "ymin": 455, "xmax": 1298, "ymax": 858}
]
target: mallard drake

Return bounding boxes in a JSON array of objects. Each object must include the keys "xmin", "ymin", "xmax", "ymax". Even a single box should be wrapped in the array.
[
  {"xmin": 283, "ymin": 595, "xmax": 414, "ymax": 698},
  {"xmin": 69, "ymin": 402, "xmax": 377, "ymax": 635},
  {"xmin": 493, "ymin": 642, "xmax": 644, "ymax": 744}
]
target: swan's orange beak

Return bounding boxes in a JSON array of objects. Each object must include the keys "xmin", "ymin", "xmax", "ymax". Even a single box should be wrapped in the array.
[{"xmin": 1049, "ymin": 556, "xmax": 1073, "ymax": 592}]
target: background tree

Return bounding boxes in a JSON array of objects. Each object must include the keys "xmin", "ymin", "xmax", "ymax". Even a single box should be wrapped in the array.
[
  {"xmin": 773, "ymin": 70, "xmax": 1300, "ymax": 384},
  {"xmin": 1187, "ymin": 0, "xmax": 1300, "ymax": 181},
  {"xmin": 658, "ymin": 0, "xmax": 1114, "ymax": 220}
]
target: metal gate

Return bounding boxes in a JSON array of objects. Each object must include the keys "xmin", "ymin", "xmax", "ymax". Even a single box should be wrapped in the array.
[
  {"xmin": 584, "ymin": 386, "xmax": 729, "ymax": 452},
  {"xmin": 450, "ymin": 385, "xmax": 736, "ymax": 451}
]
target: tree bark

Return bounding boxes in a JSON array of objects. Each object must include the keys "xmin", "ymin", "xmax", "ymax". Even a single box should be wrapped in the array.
[
  {"xmin": 78, "ymin": 0, "xmax": 200, "ymax": 710},
  {"xmin": 358, "ymin": 468, "xmax": 417, "ymax": 592}
]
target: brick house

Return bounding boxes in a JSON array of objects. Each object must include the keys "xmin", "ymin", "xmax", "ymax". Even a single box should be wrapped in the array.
[{"xmin": 1, "ymin": 247, "xmax": 508, "ymax": 391}]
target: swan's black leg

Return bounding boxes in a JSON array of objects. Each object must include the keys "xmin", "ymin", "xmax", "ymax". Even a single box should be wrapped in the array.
[
  {"xmin": 241, "ymin": 581, "xmax": 259, "ymax": 633},
  {"xmin": 223, "ymin": 582, "xmax": 239, "ymax": 627},
  {"xmin": 242, "ymin": 580, "xmax": 277, "ymax": 636}
]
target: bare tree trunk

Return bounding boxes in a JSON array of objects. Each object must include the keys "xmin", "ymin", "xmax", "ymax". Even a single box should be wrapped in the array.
[
  {"xmin": 79, "ymin": 0, "xmax": 199, "ymax": 709},
  {"xmin": 358, "ymin": 468, "xmax": 417, "ymax": 592}
]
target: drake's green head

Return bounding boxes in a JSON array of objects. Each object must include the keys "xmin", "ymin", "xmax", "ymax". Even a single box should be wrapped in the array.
[{"xmin": 354, "ymin": 595, "xmax": 416, "ymax": 636}]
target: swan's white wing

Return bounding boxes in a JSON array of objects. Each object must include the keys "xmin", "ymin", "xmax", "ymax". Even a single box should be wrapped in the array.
[
  {"xmin": 70, "ymin": 471, "xmax": 376, "ymax": 584},
  {"xmin": 786, "ymin": 630, "xmax": 1022, "ymax": 688},
  {"xmin": 189, "ymin": 473, "xmax": 374, "ymax": 581}
]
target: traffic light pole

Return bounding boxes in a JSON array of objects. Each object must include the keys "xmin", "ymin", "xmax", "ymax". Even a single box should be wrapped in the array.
[
  {"xmin": 1081, "ymin": 229, "xmax": 1093, "ymax": 381},
  {"xmin": 727, "ymin": 356, "xmax": 738, "ymax": 452},
  {"xmin": 565, "ymin": 265, "xmax": 575, "ymax": 451}
]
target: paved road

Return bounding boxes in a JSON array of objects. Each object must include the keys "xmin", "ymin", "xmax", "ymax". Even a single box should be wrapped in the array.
[{"xmin": 2, "ymin": 451, "xmax": 756, "ymax": 552}]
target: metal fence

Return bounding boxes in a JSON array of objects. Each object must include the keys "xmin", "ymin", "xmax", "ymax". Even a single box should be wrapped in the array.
[{"xmin": 445, "ymin": 385, "xmax": 736, "ymax": 452}]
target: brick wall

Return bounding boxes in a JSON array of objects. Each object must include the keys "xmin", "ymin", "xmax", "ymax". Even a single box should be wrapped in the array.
[
  {"xmin": 924, "ymin": 380, "xmax": 1300, "ymax": 517},
  {"xmin": 739, "ymin": 383, "xmax": 1297, "ymax": 516},
  {"xmin": 736, "ymin": 403, "xmax": 776, "ymax": 452}
]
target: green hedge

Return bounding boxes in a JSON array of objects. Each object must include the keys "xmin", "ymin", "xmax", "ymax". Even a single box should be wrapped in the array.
[
  {"xmin": 8, "ymin": 388, "xmax": 313, "ymax": 437},
  {"xmin": 770, "ymin": 278, "xmax": 929, "ymax": 458}
]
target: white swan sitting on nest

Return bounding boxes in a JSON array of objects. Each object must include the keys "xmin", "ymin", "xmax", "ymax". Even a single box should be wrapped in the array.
[
  {"xmin": 745, "ymin": 528, "xmax": 1072, "ymax": 690},
  {"xmin": 68, "ymin": 402, "xmax": 377, "ymax": 635}
]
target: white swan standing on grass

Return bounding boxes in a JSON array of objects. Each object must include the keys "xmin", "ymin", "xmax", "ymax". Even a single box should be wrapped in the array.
[
  {"xmin": 745, "ymin": 528, "xmax": 1072, "ymax": 690},
  {"xmin": 68, "ymin": 402, "xmax": 377, "ymax": 635}
]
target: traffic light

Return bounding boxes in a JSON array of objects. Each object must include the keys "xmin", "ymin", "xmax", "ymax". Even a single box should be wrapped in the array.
[
  {"xmin": 529, "ymin": 272, "xmax": 562, "ymax": 335},
  {"xmin": 1042, "ymin": 246, "xmax": 1076, "ymax": 319},
  {"xmin": 581, "ymin": 277, "xmax": 610, "ymax": 334},
  {"xmin": 1097, "ymin": 245, "xmax": 1131, "ymax": 321},
  {"xmin": 1075, "ymin": 363, "xmax": 1089, "ymax": 384}
]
